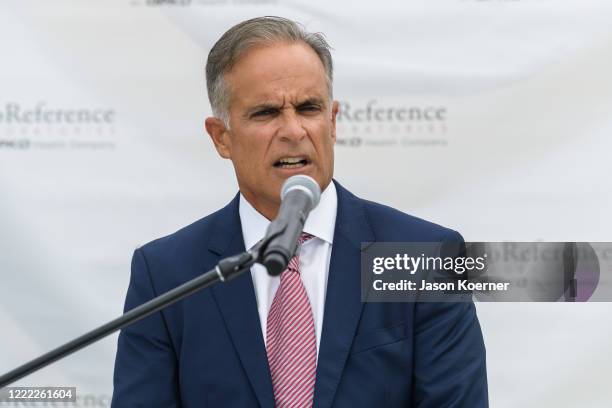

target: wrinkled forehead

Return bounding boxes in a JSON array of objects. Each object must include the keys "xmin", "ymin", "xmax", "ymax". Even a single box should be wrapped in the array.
[{"xmin": 224, "ymin": 42, "xmax": 330, "ymax": 110}]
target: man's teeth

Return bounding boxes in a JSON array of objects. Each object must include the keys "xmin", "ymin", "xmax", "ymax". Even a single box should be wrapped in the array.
[
  {"xmin": 279, "ymin": 162, "xmax": 304, "ymax": 168},
  {"xmin": 279, "ymin": 157, "xmax": 304, "ymax": 164},
  {"xmin": 277, "ymin": 157, "xmax": 307, "ymax": 168}
]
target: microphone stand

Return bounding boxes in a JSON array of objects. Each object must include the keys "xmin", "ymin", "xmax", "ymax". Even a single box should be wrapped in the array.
[{"xmin": 0, "ymin": 230, "xmax": 285, "ymax": 388}]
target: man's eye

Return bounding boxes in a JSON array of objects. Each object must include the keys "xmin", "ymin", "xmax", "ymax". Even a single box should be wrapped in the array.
[
  {"xmin": 253, "ymin": 109, "xmax": 276, "ymax": 117},
  {"xmin": 299, "ymin": 105, "xmax": 321, "ymax": 112}
]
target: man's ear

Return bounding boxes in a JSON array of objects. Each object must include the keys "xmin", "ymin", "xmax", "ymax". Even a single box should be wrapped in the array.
[
  {"xmin": 205, "ymin": 117, "xmax": 231, "ymax": 159},
  {"xmin": 330, "ymin": 100, "xmax": 339, "ymax": 142}
]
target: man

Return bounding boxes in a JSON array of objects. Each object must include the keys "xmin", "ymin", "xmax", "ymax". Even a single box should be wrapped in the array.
[{"xmin": 112, "ymin": 16, "xmax": 488, "ymax": 407}]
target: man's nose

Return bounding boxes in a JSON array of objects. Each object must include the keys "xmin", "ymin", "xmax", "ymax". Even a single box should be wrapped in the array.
[{"xmin": 277, "ymin": 109, "xmax": 307, "ymax": 142}]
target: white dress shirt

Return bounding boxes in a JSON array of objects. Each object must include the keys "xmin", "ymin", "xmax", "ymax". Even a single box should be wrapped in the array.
[{"xmin": 239, "ymin": 182, "xmax": 337, "ymax": 360}]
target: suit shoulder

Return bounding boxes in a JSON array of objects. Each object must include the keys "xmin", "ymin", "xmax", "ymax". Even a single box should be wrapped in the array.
[{"xmin": 360, "ymin": 198, "xmax": 463, "ymax": 242}]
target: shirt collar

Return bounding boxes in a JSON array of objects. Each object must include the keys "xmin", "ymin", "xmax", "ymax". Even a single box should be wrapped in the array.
[{"xmin": 239, "ymin": 181, "xmax": 337, "ymax": 250}]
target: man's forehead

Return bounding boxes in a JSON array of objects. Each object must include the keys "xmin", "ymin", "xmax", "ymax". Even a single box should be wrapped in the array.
[
  {"xmin": 230, "ymin": 75, "xmax": 328, "ymax": 110},
  {"xmin": 225, "ymin": 42, "xmax": 329, "ymax": 106}
]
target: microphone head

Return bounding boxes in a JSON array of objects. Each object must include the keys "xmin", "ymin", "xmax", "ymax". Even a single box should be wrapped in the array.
[{"xmin": 281, "ymin": 175, "xmax": 321, "ymax": 210}]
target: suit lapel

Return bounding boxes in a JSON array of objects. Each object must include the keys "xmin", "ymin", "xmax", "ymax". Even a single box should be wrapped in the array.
[
  {"xmin": 313, "ymin": 181, "xmax": 375, "ymax": 408},
  {"xmin": 208, "ymin": 195, "xmax": 275, "ymax": 408}
]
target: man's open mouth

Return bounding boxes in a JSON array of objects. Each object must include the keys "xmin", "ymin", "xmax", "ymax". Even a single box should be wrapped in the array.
[{"xmin": 273, "ymin": 157, "xmax": 309, "ymax": 169}]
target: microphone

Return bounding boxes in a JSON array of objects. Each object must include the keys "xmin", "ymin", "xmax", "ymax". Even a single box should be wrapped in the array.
[{"xmin": 261, "ymin": 175, "xmax": 321, "ymax": 276}]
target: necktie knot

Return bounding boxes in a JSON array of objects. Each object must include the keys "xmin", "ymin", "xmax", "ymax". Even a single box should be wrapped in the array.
[
  {"xmin": 284, "ymin": 233, "xmax": 314, "ymax": 275},
  {"xmin": 299, "ymin": 232, "xmax": 314, "ymax": 245}
]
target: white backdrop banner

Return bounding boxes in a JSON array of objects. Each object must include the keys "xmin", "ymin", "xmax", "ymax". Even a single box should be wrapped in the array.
[{"xmin": 1, "ymin": 0, "xmax": 612, "ymax": 406}]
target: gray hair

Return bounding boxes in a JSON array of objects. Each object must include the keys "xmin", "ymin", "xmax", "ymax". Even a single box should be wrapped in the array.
[{"xmin": 205, "ymin": 16, "xmax": 334, "ymax": 127}]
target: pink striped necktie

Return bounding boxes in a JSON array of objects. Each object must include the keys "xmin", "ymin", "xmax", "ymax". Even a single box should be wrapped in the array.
[{"xmin": 266, "ymin": 232, "xmax": 317, "ymax": 408}]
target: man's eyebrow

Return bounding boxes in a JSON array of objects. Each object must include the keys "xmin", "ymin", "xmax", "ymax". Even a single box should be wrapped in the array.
[
  {"xmin": 294, "ymin": 97, "xmax": 325, "ymax": 107},
  {"xmin": 244, "ymin": 97, "xmax": 326, "ymax": 117}
]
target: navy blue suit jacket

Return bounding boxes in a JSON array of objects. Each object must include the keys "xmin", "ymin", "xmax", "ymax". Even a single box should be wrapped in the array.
[{"xmin": 112, "ymin": 180, "xmax": 488, "ymax": 407}]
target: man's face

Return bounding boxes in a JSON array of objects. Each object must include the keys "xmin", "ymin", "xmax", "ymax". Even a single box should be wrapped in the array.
[{"xmin": 206, "ymin": 42, "xmax": 339, "ymax": 219}]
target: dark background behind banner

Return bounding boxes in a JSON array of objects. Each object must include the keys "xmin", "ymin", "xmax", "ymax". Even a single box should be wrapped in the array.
[{"xmin": 1, "ymin": 1, "xmax": 611, "ymax": 406}]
